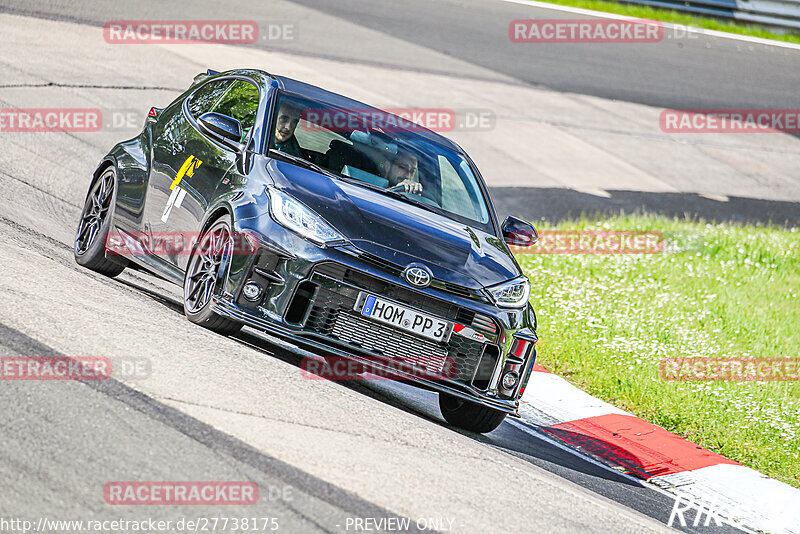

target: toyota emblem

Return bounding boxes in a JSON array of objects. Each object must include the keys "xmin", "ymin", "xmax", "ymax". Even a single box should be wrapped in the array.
[{"xmin": 402, "ymin": 264, "xmax": 432, "ymax": 288}]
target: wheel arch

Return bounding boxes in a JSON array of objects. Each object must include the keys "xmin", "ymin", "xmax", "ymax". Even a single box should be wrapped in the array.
[
  {"xmin": 201, "ymin": 205, "xmax": 234, "ymax": 233},
  {"xmin": 85, "ymin": 157, "xmax": 117, "ymax": 201}
]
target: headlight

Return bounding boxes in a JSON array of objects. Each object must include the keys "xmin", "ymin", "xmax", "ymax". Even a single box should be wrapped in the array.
[
  {"xmin": 268, "ymin": 188, "xmax": 345, "ymax": 245},
  {"xmin": 487, "ymin": 277, "xmax": 530, "ymax": 308}
]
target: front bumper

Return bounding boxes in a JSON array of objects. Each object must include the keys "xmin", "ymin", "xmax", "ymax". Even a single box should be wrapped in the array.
[
  {"xmin": 213, "ymin": 296, "xmax": 535, "ymax": 413},
  {"xmin": 219, "ymin": 229, "xmax": 538, "ymax": 414}
]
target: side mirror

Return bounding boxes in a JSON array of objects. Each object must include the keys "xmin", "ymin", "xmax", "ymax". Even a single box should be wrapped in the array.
[
  {"xmin": 502, "ymin": 216, "xmax": 538, "ymax": 247},
  {"xmin": 197, "ymin": 112, "xmax": 243, "ymax": 150}
]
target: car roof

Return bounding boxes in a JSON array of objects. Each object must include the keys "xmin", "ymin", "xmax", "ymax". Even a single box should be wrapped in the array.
[{"xmin": 261, "ymin": 72, "xmax": 463, "ymax": 153}]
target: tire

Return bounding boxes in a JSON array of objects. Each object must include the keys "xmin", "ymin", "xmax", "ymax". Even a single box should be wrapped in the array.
[
  {"xmin": 74, "ymin": 167, "xmax": 126, "ymax": 277},
  {"xmin": 438, "ymin": 393, "xmax": 508, "ymax": 433},
  {"xmin": 183, "ymin": 216, "xmax": 243, "ymax": 336}
]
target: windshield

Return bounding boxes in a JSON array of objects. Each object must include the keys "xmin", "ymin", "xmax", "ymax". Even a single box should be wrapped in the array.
[{"xmin": 267, "ymin": 92, "xmax": 492, "ymax": 231}]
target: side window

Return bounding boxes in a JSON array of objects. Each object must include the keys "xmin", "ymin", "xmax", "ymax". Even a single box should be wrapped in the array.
[
  {"xmin": 187, "ymin": 79, "xmax": 232, "ymax": 118},
  {"xmin": 211, "ymin": 80, "xmax": 260, "ymax": 141}
]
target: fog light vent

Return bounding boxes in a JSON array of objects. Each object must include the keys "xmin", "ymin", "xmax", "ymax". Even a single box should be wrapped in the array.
[
  {"xmin": 242, "ymin": 281, "xmax": 263, "ymax": 301},
  {"xmin": 501, "ymin": 371, "xmax": 519, "ymax": 390}
]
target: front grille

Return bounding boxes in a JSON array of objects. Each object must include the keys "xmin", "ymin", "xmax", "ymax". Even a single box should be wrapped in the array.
[
  {"xmin": 304, "ymin": 286, "xmax": 355, "ymax": 335},
  {"xmin": 313, "ymin": 262, "xmax": 498, "ymax": 339},
  {"xmin": 443, "ymin": 328, "xmax": 487, "ymax": 384},
  {"xmin": 295, "ymin": 263, "xmax": 494, "ymax": 386},
  {"xmin": 331, "ymin": 313, "xmax": 449, "ymax": 374}
]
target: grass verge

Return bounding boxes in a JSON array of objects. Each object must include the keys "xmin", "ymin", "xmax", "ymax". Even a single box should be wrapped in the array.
[
  {"xmin": 515, "ymin": 214, "xmax": 800, "ymax": 487},
  {"xmin": 522, "ymin": 0, "xmax": 800, "ymax": 44}
]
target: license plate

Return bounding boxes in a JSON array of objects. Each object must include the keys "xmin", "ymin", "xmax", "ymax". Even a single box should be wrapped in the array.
[{"xmin": 359, "ymin": 294, "xmax": 451, "ymax": 342}]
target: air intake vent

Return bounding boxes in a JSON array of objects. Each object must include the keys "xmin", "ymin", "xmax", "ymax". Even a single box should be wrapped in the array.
[
  {"xmin": 314, "ymin": 262, "xmax": 347, "ymax": 281},
  {"xmin": 471, "ymin": 314, "xmax": 498, "ymax": 335}
]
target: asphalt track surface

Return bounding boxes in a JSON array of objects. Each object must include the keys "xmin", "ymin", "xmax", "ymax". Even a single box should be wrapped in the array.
[
  {"xmin": 3, "ymin": 0, "xmax": 799, "ymax": 110},
  {"xmin": 0, "ymin": 0, "xmax": 791, "ymax": 532},
  {"xmin": 3, "ymin": 0, "xmax": 798, "ymax": 226}
]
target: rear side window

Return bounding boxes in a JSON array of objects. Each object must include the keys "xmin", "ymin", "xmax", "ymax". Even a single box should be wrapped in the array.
[
  {"xmin": 188, "ymin": 79, "xmax": 260, "ymax": 142},
  {"xmin": 212, "ymin": 80, "xmax": 260, "ymax": 140},
  {"xmin": 188, "ymin": 79, "xmax": 231, "ymax": 117}
]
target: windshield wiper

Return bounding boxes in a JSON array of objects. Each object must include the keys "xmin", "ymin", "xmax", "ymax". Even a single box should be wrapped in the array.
[{"xmin": 353, "ymin": 180, "xmax": 446, "ymax": 217}]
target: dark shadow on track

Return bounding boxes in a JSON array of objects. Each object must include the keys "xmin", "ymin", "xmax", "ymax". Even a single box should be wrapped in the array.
[
  {"xmin": 491, "ymin": 187, "xmax": 800, "ymax": 227},
  {"xmin": 488, "ymin": 422, "xmax": 645, "ymax": 486},
  {"xmin": 113, "ymin": 277, "xmax": 185, "ymax": 314}
]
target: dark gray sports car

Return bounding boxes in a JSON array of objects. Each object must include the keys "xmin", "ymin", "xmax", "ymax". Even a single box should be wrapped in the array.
[{"xmin": 75, "ymin": 68, "xmax": 539, "ymax": 433}]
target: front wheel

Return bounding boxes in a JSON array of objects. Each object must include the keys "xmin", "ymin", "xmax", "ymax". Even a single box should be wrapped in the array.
[
  {"xmin": 438, "ymin": 393, "xmax": 507, "ymax": 433},
  {"xmin": 183, "ymin": 217, "xmax": 243, "ymax": 336}
]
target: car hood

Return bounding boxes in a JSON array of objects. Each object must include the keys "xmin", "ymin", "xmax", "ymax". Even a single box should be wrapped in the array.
[{"xmin": 266, "ymin": 160, "xmax": 521, "ymax": 289}]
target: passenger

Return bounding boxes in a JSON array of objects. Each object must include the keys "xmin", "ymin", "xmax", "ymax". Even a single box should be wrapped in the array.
[
  {"xmin": 383, "ymin": 149, "xmax": 422, "ymax": 195},
  {"xmin": 273, "ymin": 102, "xmax": 304, "ymax": 158}
]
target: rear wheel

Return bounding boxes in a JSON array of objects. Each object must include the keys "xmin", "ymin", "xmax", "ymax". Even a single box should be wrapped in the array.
[
  {"xmin": 74, "ymin": 168, "xmax": 126, "ymax": 277},
  {"xmin": 438, "ymin": 393, "xmax": 507, "ymax": 433},
  {"xmin": 183, "ymin": 217, "xmax": 243, "ymax": 336}
]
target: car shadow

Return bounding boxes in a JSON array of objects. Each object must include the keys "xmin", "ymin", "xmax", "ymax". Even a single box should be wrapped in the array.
[
  {"xmin": 233, "ymin": 328, "xmax": 645, "ymax": 487},
  {"xmin": 490, "ymin": 187, "xmax": 800, "ymax": 227},
  {"xmin": 113, "ymin": 276, "xmax": 186, "ymax": 315}
]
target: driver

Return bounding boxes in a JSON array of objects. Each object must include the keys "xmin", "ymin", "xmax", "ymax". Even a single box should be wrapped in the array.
[
  {"xmin": 383, "ymin": 149, "xmax": 422, "ymax": 195},
  {"xmin": 273, "ymin": 102, "xmax": 304, "ymax": 158}
]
